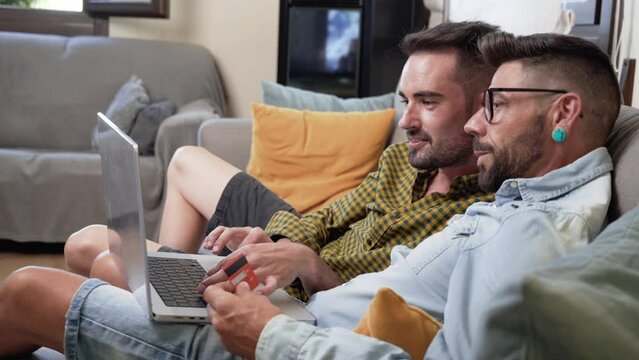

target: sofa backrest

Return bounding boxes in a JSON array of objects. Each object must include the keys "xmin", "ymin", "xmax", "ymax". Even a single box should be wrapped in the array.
[
  {"xmin": 388, "ymin": 92, "xmax": 407, "ymax": 145},
  {"xmin": 606, "ymin": 105, "xmax": 639, "ymax": 221},
  {"xmin": 0, "ymin": 31, "xmax": 226, "ymax": 151}
]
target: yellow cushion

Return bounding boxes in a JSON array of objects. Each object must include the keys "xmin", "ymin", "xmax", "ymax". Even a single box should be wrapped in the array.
[
  {"xmin": 353, "ymin": 287, "xmax": 442, "ymax": 360},
  {"xmin": 247, "ymin": 103, "xmax": 395, "ymax": 214}
]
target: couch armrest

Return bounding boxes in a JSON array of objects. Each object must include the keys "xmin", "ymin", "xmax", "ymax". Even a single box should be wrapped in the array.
[
  {"xmin": 198, "ymin": 117, "xmax": 252, "ymax": 170},
  {"xmin": 155, "ymin": 99, "xmax": 220, "ymax": 176}
]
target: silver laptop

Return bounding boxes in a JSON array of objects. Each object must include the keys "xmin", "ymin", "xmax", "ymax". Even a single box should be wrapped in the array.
[{"xmin": 96, "ymin": 112, "xmax": 316, "ymax": 324}]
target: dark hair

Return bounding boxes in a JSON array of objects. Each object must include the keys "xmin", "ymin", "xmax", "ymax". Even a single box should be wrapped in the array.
[
  {"xmin": 400, "ymin": 21, "xmax": 500, "ymax": 104},
  {"xmin": 479, "ymin": 32, "xmax": 621, "ymax": 145}
]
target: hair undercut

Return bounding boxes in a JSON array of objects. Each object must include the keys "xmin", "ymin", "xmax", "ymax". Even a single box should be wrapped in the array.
[
  {"xmin": 400, "ymin": 21, "xmax": 500, "ymax": 108},
  {"xmin": 479, "ymin": 32, "xmax": 621, "ymax": 146}
]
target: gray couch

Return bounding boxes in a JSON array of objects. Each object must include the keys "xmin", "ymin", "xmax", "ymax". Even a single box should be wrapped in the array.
[
  {"xmin": 198, "ymin": 105, "xmax": 639, "ymax": 358},
  {"xmin": 0, "ymin": 31, "xmax": 226, "ymax": 243}
]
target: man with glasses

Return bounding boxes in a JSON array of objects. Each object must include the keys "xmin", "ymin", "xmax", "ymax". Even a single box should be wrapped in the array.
[
  {"xmin": 0, "ymin": 31, "xmax": 620, "ymax": 359},
  {"xmin": 203, "ymin": 32, "xmax": 619, "ymax": 359}
]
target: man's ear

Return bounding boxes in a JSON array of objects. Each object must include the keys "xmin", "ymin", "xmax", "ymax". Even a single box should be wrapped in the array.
[{"xmin": 553, "ymin": 92, "xmax": 583, "ymax": 131}]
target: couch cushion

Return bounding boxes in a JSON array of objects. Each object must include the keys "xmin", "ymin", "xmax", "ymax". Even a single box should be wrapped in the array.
[
  {"xmin": 521, "ymin": 205, "xmax": 639, "ymax": 359},
  {"xmin": 261, "ymin": 80, "xmax": 395, "ymax": 112},
  {"xmin": 475, "ymin": 205, "xmax": 639, "ymax": 359},
  {"xmin": 246, "ymin": 103, "xmax": 395, "ymax": 214},
  {"xmin": 90, "ymin": 75, "xmax": 150, "ymax": 149},
  {"xmin": 261, "ymin": 80, "xmax": 404, "ymax": 146},
  {"xmin": 0, "ymin": 148, "xmax": 162, "ymax": 242},
  {"xmin": 606, "ymin": 105, "xmax": 639, "ymax": 220},
  {"xmin": 354, "ymin": 287, "xmax": 442, "ymax": 360},
  {"xmin": 129, "ymin": 99, "xmax": 177, "ymax": 155}
]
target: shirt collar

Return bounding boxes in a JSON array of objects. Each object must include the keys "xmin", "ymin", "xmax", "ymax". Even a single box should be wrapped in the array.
[
  {"xmin": 494, "ymin": 147, "xmax": 613, "ymax": 205},
  {"xmin": 413, "ymin": 168, "xmax": 487, "ymax": 198}
]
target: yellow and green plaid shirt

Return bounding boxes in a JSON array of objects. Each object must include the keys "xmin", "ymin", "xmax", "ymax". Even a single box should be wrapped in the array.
[{"xmin": 265, "ymin": 143, "xmax": 494, "ymax": 300}]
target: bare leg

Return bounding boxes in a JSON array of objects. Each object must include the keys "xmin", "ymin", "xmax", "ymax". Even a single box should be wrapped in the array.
[
  {"xmin": 0, "ymin": 267, "xmax": 86, "ymax": 356},
  {"xmin": 64, "ymin": 224, "xmax": 109, "ymax": 276},
  {"xmin": 65, "ymin": 146, "xmax": 239, "ymax": 277},
  {"xmin": 158, "ymin": 146, "xmax": 240, "ymax": 253},
  {"xmin": 88, "ymin": 239, "xmax": 162, "ymax": 290}
]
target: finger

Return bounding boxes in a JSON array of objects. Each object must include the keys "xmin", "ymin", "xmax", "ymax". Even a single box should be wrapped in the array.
[
  {"xmin": 198, "ymin": 270, "xmax": 228, "ymax": 293},
  {"xmin": 205, "ymin": 248, "xmax": 241, "ymax": 277},
  {"xmin": 207, "ymin": 306, "xmax": 217, "ymax": 320},
  {"xmin": 242, "ymin": 227, "xmax": 270, "ymax": 246},
  {"xmin": 212, "ymin": 229, "xmax": 237, "ymax": 254},
  {"xmin": 205, "ymin": 261, "xmax": 223, "ymax": 277},
  {"xmin": 203, "ymin": 226, "xmax": 227, "ymax": 250},
  {"xmin": 202, "ymin": 282, "xmax": 235, "ymax": 307},
  {"xmin": 208, "ymin": 248, "xmax": 249, "ymax": 276},
  {"xmin": 216, "ymin": 281, "xmax": 235, "ymax": 293},
  {"xmin": 212, "ymin": 227, "xmax": 250, "ymax": 253},
  {"xmin": 235, "ymin": 281, "xmax": 251, "ymax": 296},
  {"xmin": 257, "ymin": 276, "xmax": 279, "ymax": 296}
]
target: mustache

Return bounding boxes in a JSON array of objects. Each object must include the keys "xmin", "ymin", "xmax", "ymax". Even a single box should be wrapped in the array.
[
  {"xmin": 406, "ymin": 129, "xmax": 432, "ymax": 142},
  {"xmin": 473, "ymin": 138, "xmax": 493, "ymax": 152}
]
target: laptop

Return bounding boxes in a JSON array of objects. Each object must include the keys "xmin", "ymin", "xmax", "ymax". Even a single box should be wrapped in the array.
[{"xmin": 96, "ymin": 112, "xmax": 316, "ymax": 324}]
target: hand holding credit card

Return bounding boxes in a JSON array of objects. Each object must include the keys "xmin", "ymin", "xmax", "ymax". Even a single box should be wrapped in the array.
[{"xmin": 222, "ymin": 255, "xmax": 260, "ymax": 290}]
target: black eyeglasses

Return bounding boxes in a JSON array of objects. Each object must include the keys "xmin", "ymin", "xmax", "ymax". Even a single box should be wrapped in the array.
[{"xmin": 483, "ymin": 88, "xmax": 568, "ymax": 124}]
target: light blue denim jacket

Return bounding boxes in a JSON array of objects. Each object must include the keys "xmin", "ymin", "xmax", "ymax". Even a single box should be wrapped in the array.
[{"xmin": 256, "ymin": 147, "xmax": 613, "ymax": 360}]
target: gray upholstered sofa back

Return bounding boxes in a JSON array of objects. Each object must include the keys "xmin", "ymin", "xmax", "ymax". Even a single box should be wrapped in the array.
[
  {"xmin": 0, "ymin": 31, "xmax": 226, "ymax": 151},
  {"xmin": 606, "ymin": 105, "xmax": 639, "ymax": 220}
]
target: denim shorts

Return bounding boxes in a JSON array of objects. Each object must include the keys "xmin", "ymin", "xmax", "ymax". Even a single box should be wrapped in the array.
[{"xmin": 64, "ymin": 279, "xmax": 241, "ymax": 360}]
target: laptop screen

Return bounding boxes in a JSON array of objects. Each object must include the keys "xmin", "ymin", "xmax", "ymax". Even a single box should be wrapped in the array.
[{"xmin": 96, "ymin": 112, "xmax": 153, "ymax": 318}]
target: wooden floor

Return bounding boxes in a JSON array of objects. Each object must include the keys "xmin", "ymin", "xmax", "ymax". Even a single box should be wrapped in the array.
[{"xmin": 0, "ymin": 241, "xmax": 66, "ymax": 281}]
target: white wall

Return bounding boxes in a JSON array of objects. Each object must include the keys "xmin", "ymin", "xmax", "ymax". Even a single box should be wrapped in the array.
[
  {"xmin": 110, "ymin": 0, "xmax": 279, "ymax": 117},
  {"xmin": 629, "ymin": 0, "xmax": 639, "ymax": 106}
]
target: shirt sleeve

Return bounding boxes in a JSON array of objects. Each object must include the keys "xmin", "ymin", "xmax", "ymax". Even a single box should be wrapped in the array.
[
  {"xmin": 265, "ymin": 164, "xmax": 381, "ymax": 253},
  {"xmin": 432, "ymin": 209, "xmax": 592, "ymax": 360},
  {"xmin": 256, "ymin": 314, "xmax": 411, "ymax": 360}
]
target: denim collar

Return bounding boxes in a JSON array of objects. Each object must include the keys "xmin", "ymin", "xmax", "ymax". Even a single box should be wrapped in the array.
[{"xmin": 494, "ymin": 147, "xmax": 613, "ymax": 205}]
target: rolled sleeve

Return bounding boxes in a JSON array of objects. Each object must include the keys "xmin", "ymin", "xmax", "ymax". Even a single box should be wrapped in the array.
[
  {"xmin": 256, "ymin": 314, "xmax": 411, "ymax": 360},
  {"xmin": 256, "ymin": 315, "xmax": 316, "ymax": 360}
]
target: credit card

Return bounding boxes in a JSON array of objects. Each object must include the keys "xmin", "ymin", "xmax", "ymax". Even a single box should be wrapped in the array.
[{"xmin": 222, "ymin": 255, "xmax": 259, "ymax": 290}]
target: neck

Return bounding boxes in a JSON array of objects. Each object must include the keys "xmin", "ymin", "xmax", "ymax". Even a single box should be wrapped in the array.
[
  {"xmin": 426, "ymin": 158, "xmax": 478, "ymax": 195},
  {"xmin": 526, "ymin": 142, "xmax": 592, "ymax": 179}
]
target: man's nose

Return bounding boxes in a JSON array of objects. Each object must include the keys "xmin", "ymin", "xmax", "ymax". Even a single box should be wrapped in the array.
[
  {"xmin": 464, "ymin": 108, "xmax": 486, "ymax": 136},
  {"xmin": 398, "ymin": 103, "xmax": 419, "ymax": 130}
]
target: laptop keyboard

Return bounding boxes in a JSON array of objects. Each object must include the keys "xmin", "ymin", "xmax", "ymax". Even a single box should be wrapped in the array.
[{"xmin": 148, "ymin": 257, "xmax": 207, "ymax": 308}]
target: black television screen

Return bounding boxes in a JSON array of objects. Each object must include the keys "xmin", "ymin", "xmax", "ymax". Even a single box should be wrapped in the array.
[{"xmin": 287, "ymin": 6, "xmax": 361, "ymax": 98}]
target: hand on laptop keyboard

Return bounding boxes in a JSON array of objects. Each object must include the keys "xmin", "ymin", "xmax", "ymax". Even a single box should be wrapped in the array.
[{"xmin": 203, "ymin": 226, "xmax": 274, "ymax": 255}]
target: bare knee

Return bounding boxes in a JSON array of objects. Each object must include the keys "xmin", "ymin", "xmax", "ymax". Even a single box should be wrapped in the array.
[
  {"xmin": 0, "ymin": 267, "xmax": 46, "ymax": 353},
  {"xmin": 1, "ymin": 267, "xmax": 40, "ymax": 299},
  {"xmin": 90, "ymin": 252, "xmax": 129, "ymax": 290},
  {"xmin": 0, "ymin": 267, "xmax": 86, "ymax": 355},
  {"xmin": 169, "ymin": 146, "xmax": 210, "ymax": 178},
  {"xmin": 168, "ymin": 146, "xmax": 237, "ymax": 182},
  {"xmin": 0, "ymin": 267, "xmax": 52, "ymax": 315},
  {"xmin": 65, "ymin": 225, "xmax": 109, "ymax": 275}
]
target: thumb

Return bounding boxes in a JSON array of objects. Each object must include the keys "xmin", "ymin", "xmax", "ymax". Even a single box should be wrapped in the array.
[{"xmin": 235, "ymin": 281, "xmax": 251, "ymax": 295}]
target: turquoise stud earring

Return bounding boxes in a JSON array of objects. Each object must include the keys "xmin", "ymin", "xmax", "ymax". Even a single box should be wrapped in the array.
[{"xmin": 552, "ymin": 128, "xmax": 567, "ymax": 143}]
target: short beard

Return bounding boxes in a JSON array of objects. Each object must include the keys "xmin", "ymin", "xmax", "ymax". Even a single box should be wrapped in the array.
[
  {"xmin": 408, "ymin": 133, "xmax": 474, "ymax": 171},
  {"xmin": 477, "ymin": 115, "xmax": 546, "ymax": 192}
]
